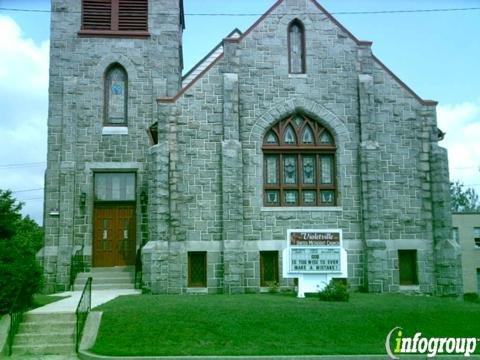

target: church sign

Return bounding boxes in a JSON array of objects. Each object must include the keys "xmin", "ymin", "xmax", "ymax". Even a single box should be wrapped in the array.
[
  {"xmin": 290, "ymin": 231, "xmax": 340, "ymax": 246},
  {"xmin": 288, "ymin": 230, "xmax": 342, "ymax": 274}
]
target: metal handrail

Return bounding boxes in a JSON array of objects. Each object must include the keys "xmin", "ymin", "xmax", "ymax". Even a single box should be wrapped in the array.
[
  {"xmin": 70, "ymin": 246, "xmax": 85, "ymax": 290},
  {"xmin": 7, "ymin": 286, "xmax": 24, "ymax": 356},
  {"xmin": 134, "ymin": 247, "xmax": 142, "ymax": 289},
  {"xmin": 75, "ymin": 276, "xmax": 92, "ymax": 353}
]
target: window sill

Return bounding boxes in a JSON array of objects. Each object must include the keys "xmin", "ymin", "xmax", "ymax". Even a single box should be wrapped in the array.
[
  {"xmin": 288, "ymin": 74, "xmax": 307, "ymax": 78},
  {"xmin": 186, "ymin": 287, "xmax": 208, "ymax": 294},
  {"xmin": 399, "ymin": 285, "xmax": 420, "ymax": 291},
  {"xmin": 78, "ymin": 30, "xmax": 150, "ymax": 38},
  {"xmin": 261, "ymin": 206, "xmax": 342, "ymax": 212},
  {"xmin": 102, "ymin": 126, "xmax": 128, "ymax": 135}
]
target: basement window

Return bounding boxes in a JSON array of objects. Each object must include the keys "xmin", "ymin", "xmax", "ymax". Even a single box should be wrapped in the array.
[
  {"xmin": 260, "ymin": 251, "xmax": 279, "ymax": 287},
  {"xmin": 477, "ymin": 269, "xmax": 480, "ymax": 294},
  {"xmin": 398, "ymin": 250, "xmax": 418, "ymax": 286},
  {"xmin": 188, "ymin": 252, "xmax": 207, "ymax": 288},
  {"xmin": 474, "ymin": 228, "xmax": 480, "ymax": 248},
  {"xmin": 452, "ymin": 227, "xmax": 459, "ymax": 243},
  {"xmin": 80, "ymin": 0, "xmax": 149, "ymax": 37}
]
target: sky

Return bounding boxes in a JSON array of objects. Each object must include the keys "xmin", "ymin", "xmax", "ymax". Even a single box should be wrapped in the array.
[{"xmin": 0, "ymin": 0, "xmax": 479, "ymax": 225}]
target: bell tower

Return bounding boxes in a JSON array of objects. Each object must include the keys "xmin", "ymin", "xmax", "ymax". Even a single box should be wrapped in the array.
[{"xmin": 40, "ymin": 0, "xmax": 185, "ymax": 292}]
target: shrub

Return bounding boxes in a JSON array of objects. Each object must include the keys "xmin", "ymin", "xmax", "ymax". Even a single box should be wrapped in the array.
[
  {"xmin": 318, "ymin": 278, "xmax": 349, "ymax": 302},
  {"xmin": 463, "ymin": 293, "xmax": 479, "ymax": 303},
  {"xmin": 0, "ymin": 190, "xmax": 43, "ymax": 314},
  {"xmin": 266, "ymin": 281, "xmax": 279, "ymax": 293}
]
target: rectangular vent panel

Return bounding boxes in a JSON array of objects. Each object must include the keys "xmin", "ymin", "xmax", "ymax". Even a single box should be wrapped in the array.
[
  {"xmin": 118, "ymin": 0, "xmax": 148, "ymax": 31},
  {"xmin": 82, "ymin": 0, "xmax": 112, "ymax": 30}
]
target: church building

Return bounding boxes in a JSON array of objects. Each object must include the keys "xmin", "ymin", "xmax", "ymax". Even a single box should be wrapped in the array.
[{"xmin": 38, "ymin": 0, "xmax": 463, "ymax": 295}]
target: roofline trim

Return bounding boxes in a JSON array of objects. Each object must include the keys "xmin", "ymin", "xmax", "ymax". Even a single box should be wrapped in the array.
[
  {"xmin": 182, "ymin": 28, "xmax": 242, "ymax": 82},
  {"xmin": 233, "ymin": 0, "xmax": 284, "ymax": 41},
  {"xmin": 311, "ymin": 0, "xmax": 437, "ymax": 106},
  {"xmin": 159, "ymin": 0, "xmax": 437, "ymax": 107},
  {"xmin": 158, "ymin": 52, "xmax": 225, "ymax": 104},
  {"xmin": 372, "ymin": 55, "xmax": 438, "ymax": 106},
  {"xmin": 311, "ymin": 0, "xmax": 367, "ymax": 46}
]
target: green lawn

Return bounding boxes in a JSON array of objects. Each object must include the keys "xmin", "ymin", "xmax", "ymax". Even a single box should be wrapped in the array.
[
  {"xmin": 91, "ymin": 293, "xmax": 480, "ymax": 356},
  {"xmin": 30, "ymin": 294, "xmax": 66, "ymax": 310}
]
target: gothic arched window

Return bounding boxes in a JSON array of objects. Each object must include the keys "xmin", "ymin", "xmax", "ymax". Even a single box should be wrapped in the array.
[
  {"xmin": 288, "ymin": 19, "xmax": 306, "ymax": 74},
  {"xmin": 105, "ymin": 64, "xmax": 127, "ymax": 125},
  {"xmin": 263, "ymin": 114, "xmax": 336, "ymax": 207}
]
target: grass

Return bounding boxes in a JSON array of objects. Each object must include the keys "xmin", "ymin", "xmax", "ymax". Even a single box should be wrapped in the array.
[
  {"xmin": 0, "ymin": 294, "xmax": 65, "ymax": 317},
  {"xmin": 91, "ymin": 293, "xmax": 480, "ymax": 356},
  {"xmin": 29, "ymin": 294, "xmax": 67, "ymax": 310}
]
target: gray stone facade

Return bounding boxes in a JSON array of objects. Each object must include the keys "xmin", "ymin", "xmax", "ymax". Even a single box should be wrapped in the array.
[{"xmin": 38, "ymin": 0, "xmax": 462, "ymax": 296}]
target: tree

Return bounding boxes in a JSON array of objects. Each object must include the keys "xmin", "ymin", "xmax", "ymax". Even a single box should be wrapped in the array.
[
  {"xmin": 0, "ymin": 190, "xmax": 22, "ymax": 239},
  {"xmin": 450, "ymin": 181, "xmax": 480, "ymax": 213},
  {"xmin": 0, "ymin": 190, "xmax": 43, "ymax": 314}
]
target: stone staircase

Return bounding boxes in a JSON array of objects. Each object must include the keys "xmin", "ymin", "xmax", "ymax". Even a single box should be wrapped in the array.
[
  {"xmin": 11, "ymin": 312, "xmax": 76, "ymax": 356},
  {"xmin": 73, "ymin": 266, "xmax": 135, "ymax": 291}
]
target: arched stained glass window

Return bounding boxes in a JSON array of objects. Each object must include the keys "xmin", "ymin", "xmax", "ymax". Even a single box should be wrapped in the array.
[
  {"xmin": 265, "ymin": 131, "xmax": 279, "ymax": 145},
  {"xmin": 263, "ymin": 114, "xmax": 336, "ymax": 207},
  {"xmin": 320, "ymin": 131, "xmax": 333, "ymax": 145},
  {"xmin": 301, "ymin": 126, "xmax": 314, "ymax": 144},
  {"xmin": 105, "ymin": 64, "xmax": 127, "ymax": 125},
  {"xmin": 288, "ymin": 19, "xmax": 306, "ymax": 74},
  {"xmin": 284, "ymin": 125, "xmax": 297, "ymax": 145}
]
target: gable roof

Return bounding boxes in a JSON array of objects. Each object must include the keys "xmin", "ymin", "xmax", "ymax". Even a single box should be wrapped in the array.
[
  {"xmin": 159, "ymin": 0, "xmax": 437, "ymax": 106},
  {"xmin": 182, "ymin": 28, "xmax": 242, "ymax": 88}
]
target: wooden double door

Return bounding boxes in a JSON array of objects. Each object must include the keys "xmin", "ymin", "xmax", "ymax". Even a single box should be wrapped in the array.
[{"xmin": 93, "ymin": 205, "xmax": 136, "ymax": 267}]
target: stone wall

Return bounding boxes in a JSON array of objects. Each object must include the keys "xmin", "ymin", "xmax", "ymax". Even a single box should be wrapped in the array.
[{"xmin": 145, "ymin": 0, "xmax": 457, "ymax": 294}]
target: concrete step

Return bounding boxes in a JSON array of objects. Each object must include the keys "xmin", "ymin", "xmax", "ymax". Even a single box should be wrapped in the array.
[
  {"xmin": 74, "ymin": 267, "xmax": 136, "ymax": 291},
  {"xmin": 14, "ymin": 332, "xmax": 74, "ymax": 346},
  {"xmin": 22, "ymin": 312, "xmax": 76, "ymax": 323},
  {"xmin": 91, "ymin": 266, "xmax": 134, "ymax": 273},
  {"xmin": 12, "ymin": 311, "xmax": 77, "ymax": 356},
  {"xmin": 75, "ymin": 274, "xmax": 134, "ymax": 283},
  {"xmin": 73, "ymin": 282, "xmax": 135, "ymax": 291},
  {"xmin": 18, "ymin": 320, "xmax": 76, "ymax": 334},
  {"xmin": 12, "ymin": 343, "xmax": 75, "ymax": 356}
]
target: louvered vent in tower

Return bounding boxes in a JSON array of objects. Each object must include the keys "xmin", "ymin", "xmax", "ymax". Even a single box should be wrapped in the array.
[
  {"xmin": 119, "ymin": 0, "xmax": 148, "ymax": 31},
  {"xmin": 82, "ymin": 0, "xmax": 112, "ymax": 30}
]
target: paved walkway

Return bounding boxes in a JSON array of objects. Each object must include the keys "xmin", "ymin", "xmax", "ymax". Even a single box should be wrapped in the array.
[{"xmin": 29, "ymin": 289, "xmax": 141, "ymax": 314}]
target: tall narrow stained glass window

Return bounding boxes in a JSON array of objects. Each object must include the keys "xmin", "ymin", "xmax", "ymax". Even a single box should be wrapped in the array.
[
  {"xmin": 284, "ymin": 156, "xmax": 297, "ymax": 184},
  {"xmin": 263, "ymin": 114, "xmax": 336, "ymax": 206},
  {"xmin": 105, "ymin": 64, "xmax": 127, "ymax": 125},
  {"xmin": 302, "ymin": 155, "xmax": 315, "ymax": 184},
  {"xmin": 288, "ymin": 20, "xmax": 306, "ymax": 74},
  {"xmin": 321, "ymin": 155, "xmax": 333, "ymax": 184},
  {"xmin": 265, "ymin": 155, "xmax": 279, "ymax": 185}
]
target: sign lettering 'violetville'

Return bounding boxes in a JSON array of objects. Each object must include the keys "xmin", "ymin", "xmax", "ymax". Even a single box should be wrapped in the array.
[
  {"xmin": 289, "ymin": 231, "xmax": 342, "ymax": 274},
  {"xmin": 290, "ymin": 232, "xmax": 340, "ymax": 246}
]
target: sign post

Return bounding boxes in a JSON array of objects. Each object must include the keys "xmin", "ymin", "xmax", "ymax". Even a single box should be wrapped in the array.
[{"xmin": 282, "ymin": 229, "xmax": 347, "ymax": 298}]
